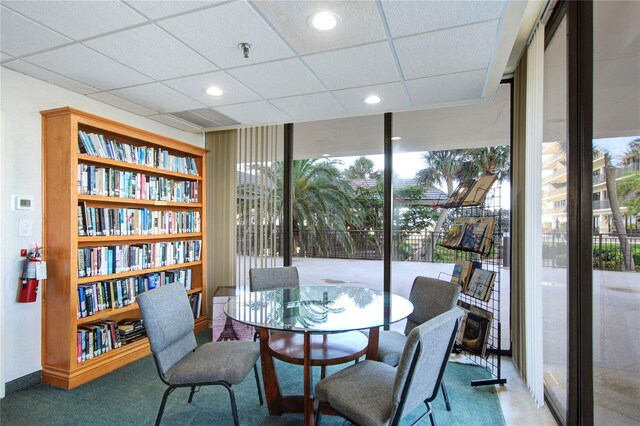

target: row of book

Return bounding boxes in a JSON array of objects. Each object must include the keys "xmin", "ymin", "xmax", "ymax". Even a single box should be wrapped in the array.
[
  {"xmin": 189, "ymin": 293, "xmax": 202, "ymax": 319},
  {"xmin": 78, "ymin": 130, "xmax": 199, "ymax": 176},
  {"xmin": 77, "ymin": 269, "xmax": 193, "ymax": 318},
  {"xmin": 450, "ymin": 260, "xmax": 497, "ymax": 302},
  {"xmin": 441, "ymin": 216, "xmax": 496, "ymax": 255},
  {"xmin": 456, "ymin": 300, "xmax": 493, "ymax": 357},
  {"xmin": 77, "ymin": 319, "xmax": 146, "ymax": 363},
  {"xmin": 77, "ymin": 164, "xmax": 199, "ymax": 203},
  {"xmin": 77, "ymin": 203, "xmax": 201, "ymax": 237},
  {"xmin": 443, "ymin": 175, "xmax": 497, "ymax": 208},
  {"xmin": 77, "ymin": 240, "xmax": 201, "ymax": 278}
]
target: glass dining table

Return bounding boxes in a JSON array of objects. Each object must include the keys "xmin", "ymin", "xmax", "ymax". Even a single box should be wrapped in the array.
[{"xmin": 224, "ymin": 285, "xmax": 414, "ymax": 426}]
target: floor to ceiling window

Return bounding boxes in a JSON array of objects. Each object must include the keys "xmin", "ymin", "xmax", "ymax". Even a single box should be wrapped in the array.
[
  {"xmin": 292, "ymin": 115, "xmax": 384, "ymax": 291},
  {"xmin": 542, "ymin": 14, "xmax": 568, "ymax": 421},
  {"xmin": 592, "ymin": 2, "xmax": 640, "ymax": 423},
  {"xmin": 390, "ymin": 86, "xmax": 512, "ymax": 345}
]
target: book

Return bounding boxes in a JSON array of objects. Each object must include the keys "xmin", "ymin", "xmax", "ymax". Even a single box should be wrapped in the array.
[
  {"xmin": 444, "ymin": 180, "xmax": 475, "ymax": 207},
  {"xmin": 464, "ymin": 268, "xmax": 496, "ymax": 302},
  {"xmin": 442, "ymin": 224, "xmax": 465, "ymax": 247},
  {"xmin": 457, "ymin": 301, "xmax": 493, "ymax": 357},
  {"xmin": 442, "ymin": 217, "xmax": 496, "ymax": 255},
  {"xmin": 461, "ymin": 174, "xmax": 498, "ymax": 206},
  {"xmin": 450, "ymin": 259, "xmax": 481, "ymax": 291},
  {"xmin": 459, "ymin": 221, "xmax": 487, "ymax": 253}
]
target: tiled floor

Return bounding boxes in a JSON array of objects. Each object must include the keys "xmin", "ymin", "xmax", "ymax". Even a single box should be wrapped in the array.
[{"xmin": 498, "ymin": 358, "xmax": 557, "ymax": 425}]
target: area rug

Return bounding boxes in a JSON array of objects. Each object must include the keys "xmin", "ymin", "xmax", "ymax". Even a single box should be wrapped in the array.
[{"xmin": 0, "ymin": 332, "xmax": 505, "ymax": 426}]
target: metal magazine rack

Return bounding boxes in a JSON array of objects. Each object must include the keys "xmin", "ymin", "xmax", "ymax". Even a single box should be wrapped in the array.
[{"xmin": 436, "ymin": 182, "xmax": 507, "ymax": 387}]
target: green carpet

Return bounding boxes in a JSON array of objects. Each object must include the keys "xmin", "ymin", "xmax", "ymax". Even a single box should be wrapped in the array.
[{"xmin": 0, "ymin": 332, "xmax": 505, "ymax": 425}]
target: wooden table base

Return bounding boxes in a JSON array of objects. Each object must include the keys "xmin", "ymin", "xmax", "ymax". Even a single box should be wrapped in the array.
[{"xmin": 258, "ymin": 327, "xmax": 380, "ymax": 425}]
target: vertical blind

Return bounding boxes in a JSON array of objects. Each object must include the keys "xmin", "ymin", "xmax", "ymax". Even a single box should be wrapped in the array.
[
  {"xmin": 525, "ymin": 27, "xmax": 545, "ymax": 406},
  {"xmin": 236, "ymin": 125, "xmax": 282, "ymax": 291}
]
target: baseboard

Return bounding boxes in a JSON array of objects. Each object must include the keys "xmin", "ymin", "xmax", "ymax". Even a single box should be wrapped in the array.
[{"xmin": 4, "ymin": 371, "xmax": 42, "ymax": 396}]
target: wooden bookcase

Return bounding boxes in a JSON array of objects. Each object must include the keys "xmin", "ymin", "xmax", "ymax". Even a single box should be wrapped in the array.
[{"xmin": 41, "ymin": 107, "xmax": 208, "ymax": 389}]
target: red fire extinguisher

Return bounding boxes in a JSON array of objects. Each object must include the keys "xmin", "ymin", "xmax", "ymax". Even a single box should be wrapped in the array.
[{"xmin": 18, "ymin": 246, "xmax": 45, "ymax": 303}]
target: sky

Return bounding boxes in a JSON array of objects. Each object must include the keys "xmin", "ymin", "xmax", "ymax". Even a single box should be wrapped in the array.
[{"xmin": 594, "ymin": 136, "xmax": 638, "ymax": 162}]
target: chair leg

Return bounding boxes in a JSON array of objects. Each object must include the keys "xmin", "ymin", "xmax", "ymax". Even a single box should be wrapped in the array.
[
  {"xmin": 188, "ymin": 386, "xmax": 197, "ymax": 403},
  {"xmin": 425, "ymin": 401, "xmax": 437, "ymax": 426},
  {"xmin": 254, "ymin": 364, "xmax": 264, "ymax": 405},
  {"xmin": 441, "ymin": 381, "xmax": 451, "ymax": 411},
  {"xmin": 314, "ymin": 398, "xmax": 322, "ymax": 426},
  {"xmin": 222, "ymin": 383, "xmax": 240, "ymax": 426},
  {"xmin": 155, "ymin": 387, "xmax": 175, "ymax": 426}
]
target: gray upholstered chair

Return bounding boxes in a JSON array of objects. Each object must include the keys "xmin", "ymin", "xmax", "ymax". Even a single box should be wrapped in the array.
[
  {"xmin": 376, "ymin": 276, "xmax": 461, "ymax": 411},
  {"xmin": 249, "ymin": 266, "xmax": 300, "ymax": 291},
  {"xmin": 315, "ymin": 308, "xmax": 463, "ymax": 426},
  {"xmin": 137, "ymin": 283, "xmax": 263, "ymax": 426},
  {"xmin": 248, "ymin": 266, "xmax": 300, "ymax": 342}
]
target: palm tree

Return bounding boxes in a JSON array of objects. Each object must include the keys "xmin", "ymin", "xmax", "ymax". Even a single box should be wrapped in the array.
[
  {"xmin": 416, "ymin": 150, "xmax": 468, "ymax": 234},
  {"xmin": 603, "ymin": 151, "xmax": 635, "ymax": 271},
  {"xmin": 267, "ymin": 159, "xmax": 363, "ymax": 257},
  {"xmin": 458, "ymin": 146, "xmax": 511, "ymax": 182},
  {"xmin": 345, "ymin": 156, "xmax": 377, "ymax": 180}
]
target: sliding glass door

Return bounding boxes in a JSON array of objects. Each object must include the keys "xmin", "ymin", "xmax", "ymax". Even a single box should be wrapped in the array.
[
  {"xmin": 592, "ymin": 2, "xmax": 640, "ymax": 423},
  {"xmin": 542, "ymin": 14, "xmax": 569, "ymax": 421}
]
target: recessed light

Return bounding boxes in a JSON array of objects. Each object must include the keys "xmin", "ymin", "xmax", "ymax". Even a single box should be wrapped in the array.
[
  {"xmin": 322, "ymin": 153, "xmax": 330, "ymax": 157},
  {"xmin": 391, "ymin": 136, "xmax": 402, "ymax": 141},
  {"xmin": 363, "ymin": 95, "xmax": 381, "ymax": 104},
  {"xmin": 309, "ymin": 11, "xmax": 340, "ymax": 31},
  {"xmin": 205, "ymin": 86, "xmax": 223, "ymax": 96}
]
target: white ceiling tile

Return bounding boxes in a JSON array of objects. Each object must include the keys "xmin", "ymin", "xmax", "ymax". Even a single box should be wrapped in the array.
[
  {"xmin": 88, "ymin": 92, "xmax": 157, "ymax": 116},
  {"xmin": 25, "ymin": 44, "xmax": 152, "ymax": 90},
  {"xmin": 170, "ymin": 111, "xmax": 221, "ymax": 128},
  {"xmin": 1, "ymin": 52, "xmax": 13, "ymax": 61},
  {"xmin": 0, "ymin": 6, "xmax": 71, "ymax": 56},
  {"xmin": 406, "ymin": 70, "xmax": 486, "ymax": 106},
  {"xmin": 381, "ymin": 1, "xmax": 504, "ymax": 38},
  {"xmin": 271, "ymin": 93, "xmax": 347, "ymax": 121},
  {"xmin": 253, "ymin": 1, "xmax": 386, "ymax": 55},
  {"xmin": 164, "ymin": 71, "xmax": 261, "ymax": 106},
  {"xmin": 332, "ymin": 82, "xmax": 409, "ymax": 114},
  {"xmin": 189, "ymin": 108, "xmax": 239, "ymax": 126},
  {"xmin": 159, "ymin": 1, "xmax": 294, "ymax": 68},
  {"xmin": 3, "ymin": 59, "xmax": 98, "ymax": 94},
  {"xmin": 2, "ymin": 1, "xmax": 146, "ymax": 41},
  {"xmin": 394, "ymin": 20, "xmax": 499, "ymax": 80},
  {"xmin": 125, "ymin": 0, "xmax": 222, "ymax": 20},
  {"xmin": 147, "ymin": 114, "xmax": 204, "ymax": 132},
  {"xmin": 109, "ymin": 83, "xmax": 207, "ymax": 113},
  {"xmin": 227, "ymin": 58, "xmax": 324, "ymax": 98},
  {"xmin": 84, "ymin": 24, "xmax": 217, "ymax": 81},
  {"xmin": 215, "ymin": 101, "xmax": 291, "ymax": 125},
  {"xmin": 303, "ymin": 42, "xmax": 399, "ymax": 90}
]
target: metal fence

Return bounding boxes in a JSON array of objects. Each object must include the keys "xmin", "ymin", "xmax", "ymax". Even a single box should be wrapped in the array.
[
  {"xmin": 542, "ymin": 232, "xmax": 640, "ymax": 271},
  {"xmin": 236, "ymin": 227, "xmax": 639, "ymax": 272}
]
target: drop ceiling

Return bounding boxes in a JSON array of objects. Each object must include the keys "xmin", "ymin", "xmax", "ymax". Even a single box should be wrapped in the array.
[{"xmin": 0, "ymin": 0, "xmax": 531, "ymax": 132}]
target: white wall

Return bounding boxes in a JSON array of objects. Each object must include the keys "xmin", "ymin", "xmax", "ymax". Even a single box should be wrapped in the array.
[{"xmin": 0, "ymin": 68, "xmax": 203, "ymax": 392}]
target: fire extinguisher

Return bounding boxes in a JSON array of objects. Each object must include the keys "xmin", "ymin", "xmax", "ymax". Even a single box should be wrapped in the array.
[{"xmin": 18, "ymin": 246, "xmax": 46, "ymax": 303}]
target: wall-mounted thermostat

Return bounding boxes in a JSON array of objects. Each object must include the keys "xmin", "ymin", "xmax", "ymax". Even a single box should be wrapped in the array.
[{"xmin": 12, "ymin": 195, "xmax": 34, "ymax": 210}]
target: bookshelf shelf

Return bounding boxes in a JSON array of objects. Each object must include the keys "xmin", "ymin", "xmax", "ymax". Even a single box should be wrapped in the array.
[
  {"xmin": 78, "ymin": 232, "xmax": 203, "ymax": 245},
  {"xmin": 76, "ymin": 288, "xmax": 202, "ymax": 325},
  {"xmin": 77, "ymin": 194, "xmax": 202, "ymax": 208},
  {"xmin": 42, "ymin": 107, "xmax": 208, "ymax": 389},
  {"xmin": 77, "ymin": 153, "xmax": 203, "ymax": 181},
  {"xmin": 76, "ymin": 260, "xmax": 203, "ymax": 284}
]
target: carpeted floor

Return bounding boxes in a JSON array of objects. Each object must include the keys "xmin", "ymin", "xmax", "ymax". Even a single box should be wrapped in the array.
[{"xmin": 0, "ymin": 332, "xmax": 505, "ymax": 425}]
